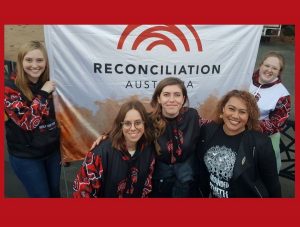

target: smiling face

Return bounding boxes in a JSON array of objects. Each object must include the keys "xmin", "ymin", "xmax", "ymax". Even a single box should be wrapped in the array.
[
  {"xmin": 22, "ymin": 49, "xmax": 46, "ymax": 83},
  {"xmin": 222, "ymin": 96, "xmax": 249, "ymax": 136},
  {"xmin": 157, "ymin": 85, "xmax": 185, "ymax": 118},
  {"xmin": 122, "ymin": 109, "xmax": 145, "ymax": 151},
  {"xmin": 258, "ymin": 56, "xmax": 282, "ymax": 85}
]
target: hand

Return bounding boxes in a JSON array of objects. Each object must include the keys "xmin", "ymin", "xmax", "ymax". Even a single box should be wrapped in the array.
[
  {"xmin": 90, "ymin": 134, "xmax": 108, "ymax": 150},
  {"xmin": 41, "ymin": 80, "xmax": 56, "ymax": 93}
]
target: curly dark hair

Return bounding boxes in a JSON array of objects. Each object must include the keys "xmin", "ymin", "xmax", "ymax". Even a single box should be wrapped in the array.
[{"xmin": 214, "ymin": 90, "xmax": 261, "ymax": 131}]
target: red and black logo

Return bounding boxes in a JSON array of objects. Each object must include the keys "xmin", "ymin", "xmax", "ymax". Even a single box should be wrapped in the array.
[{"xmin": 117, "ymin": 25, "xmax": 203, "ymax": 52}]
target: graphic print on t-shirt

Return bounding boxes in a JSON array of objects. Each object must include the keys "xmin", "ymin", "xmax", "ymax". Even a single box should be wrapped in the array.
[{"xmin": 204, "ymin": 145, "xmax": 236, "ymax": 198}]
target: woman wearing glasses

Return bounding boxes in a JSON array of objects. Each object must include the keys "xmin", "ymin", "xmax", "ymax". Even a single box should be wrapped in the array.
[
  {"xmin": 90, "ymin": 77, "xmax": 201, "ymax": 197},
  {"xmin": 73, "ymin": 100, "xmax": 155, "ymax": 198},
  {"xmin": 249, "ymin": 52, "xmax": 291, "ymax": 173}
]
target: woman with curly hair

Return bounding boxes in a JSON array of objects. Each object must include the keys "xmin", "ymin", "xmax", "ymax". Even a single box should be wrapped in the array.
[{"xmin": 198, "ymin": 90, "xmax": 281, "ymax": 198}]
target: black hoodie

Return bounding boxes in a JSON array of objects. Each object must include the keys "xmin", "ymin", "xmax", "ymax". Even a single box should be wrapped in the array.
[{"xmin": 4, "ymin": 78, "xmax": 60, "ymax": 159}]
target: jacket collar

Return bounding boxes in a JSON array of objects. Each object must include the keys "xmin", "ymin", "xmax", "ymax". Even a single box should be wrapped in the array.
[{"xmin": 232, "ymin": 131, "xmax": 253, "ymax": 180}]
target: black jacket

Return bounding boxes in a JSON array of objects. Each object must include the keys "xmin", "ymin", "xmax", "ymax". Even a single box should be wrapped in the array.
[
  {"xmin": 73, "ymin": 140, "xmax": 155, "ymax": 198},
  {"xmin": 198, "ymin": 122, "xmax": 281, "ymax": 198},
  {"xmin": 154, "ymin": 108, "xmax": 201, "ymax": 182},
  {"xmin": 4, "ymin": 79, "xmax": 60, "ymax": 159}
]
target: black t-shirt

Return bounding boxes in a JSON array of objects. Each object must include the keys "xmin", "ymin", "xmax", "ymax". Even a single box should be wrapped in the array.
[{"xmin": 204, "ymin": 126, "xmax": 244, "ymax": 198}]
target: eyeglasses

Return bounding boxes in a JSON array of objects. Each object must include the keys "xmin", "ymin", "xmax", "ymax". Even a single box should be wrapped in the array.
[{"xmin": 121, "ymin": 120, "xmax": 144, "ymax": 129}]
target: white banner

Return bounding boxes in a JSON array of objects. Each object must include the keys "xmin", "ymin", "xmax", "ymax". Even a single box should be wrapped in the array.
[{"xmin": 44, "ymin": 25, "xmax": 262, "ymax": 161}]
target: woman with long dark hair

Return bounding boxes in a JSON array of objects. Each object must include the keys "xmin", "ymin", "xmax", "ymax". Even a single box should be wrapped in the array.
[{"xmin": 73, "ymin": 100, "xmax": 155, "ymax": 198}]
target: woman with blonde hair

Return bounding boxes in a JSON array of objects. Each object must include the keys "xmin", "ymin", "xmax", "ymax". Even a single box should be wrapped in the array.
[
  {"xmin": 249, "ymin": 51, "xmax": 291, "ymax": 173},
  {"xmin": 4, "ymin": 41, "xmax": 61, "ymax": 197}
]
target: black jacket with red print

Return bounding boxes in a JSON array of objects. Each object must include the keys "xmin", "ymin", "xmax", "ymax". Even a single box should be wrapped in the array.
[
  {"xmin": 73, "ymin": 140, "xmax": 155, "ymax": 198},
  {"xmin": 4, "ymin": 79, "xmax": 60, "ymax": 159},
  {"xmin": 156, "ymin": 107, "xmax": 201, "ymax": 164},
  {"xmin": 152, "ymin": 108, "xmax": 201, "ymax": 184}
]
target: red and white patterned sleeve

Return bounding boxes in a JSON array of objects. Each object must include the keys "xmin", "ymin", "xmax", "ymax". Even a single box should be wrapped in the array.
[
  {"xmin": 259, "ymin": 95, "xmax": 291, "ymax": 135},
  {"xmin": 73, "ymin": 151, "xmax": 104, "ymax": 198},
  {"xmin": 141, "ymin": 157, "xmax": 155, "ymax": 198},
  {"xmin": 199, "ymin": 117, "xmax": 211, "ymax": 127},
  {"xmin": 4, "ymin": 86, "xmax": 50, "ymax": 131}
]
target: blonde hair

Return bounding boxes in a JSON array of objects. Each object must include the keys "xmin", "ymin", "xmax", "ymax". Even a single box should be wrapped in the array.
[
  {"xmin": 259, "ymin": 51, "xmax": 285, "ymax": 74},
  {"xmin": 15, "ymin": 41, "xmax": 49, "ymax": 101}
]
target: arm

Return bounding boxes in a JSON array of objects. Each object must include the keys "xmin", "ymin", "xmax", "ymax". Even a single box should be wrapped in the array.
[
  {"xmin": 90, "ymin": 133, "xmax": 109, "ymax": 150},
  {"xmin": 4, "ymin": 84, "xmax": 51, "ymax": 131},
  {"xmin": 199, "ymin": 117, "xmax": 211, "ymax": 127},
  {"xmin": 73, "ymin": 151, "xmax": 104, "ymax": 198},
  {"xmin": 257, "ymin": 137, "xmax": 282, "ymax": 197},
  {"xmin": 260, "ymin": 95, "xmax": 291, "ymax": 135},
  {"xmin": 142, "ymin": 157, "xmax": 155, "ymax": 198},
  {"xmin": 198, "ymin": 151, "xmax": 210, "ymax": 197}
]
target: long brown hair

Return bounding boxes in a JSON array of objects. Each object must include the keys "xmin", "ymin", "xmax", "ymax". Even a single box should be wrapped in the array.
[
  {"xmin": 150, "ymin": 77, "xmax": 188, "ymax": 153},
  {"xmin": 214, "ymin": 90, "xmax": 260, "ymax": 131},
  {"xmin": 109, "ymin": 100, "xmax": 153, "ymax": 151},
  {"xmin": 15, "ymin": 41, "xmax": 49, "ymax": 101}
]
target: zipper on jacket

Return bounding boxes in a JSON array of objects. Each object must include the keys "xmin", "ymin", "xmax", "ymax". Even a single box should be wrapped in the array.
[
  {"xmin": 199, "ymin": 188, "xmax": 204, "ymax": 197},
  {"xmin": 252, "ymin": 147, "xmax": 263, "ymax": 197},
  {"xmin": 253, "ymin": 84, "xmax": 262, "ymax": 97},
  {"xmin": 254, "ymin": 185, "xmax": 263, "ymax": 198}
]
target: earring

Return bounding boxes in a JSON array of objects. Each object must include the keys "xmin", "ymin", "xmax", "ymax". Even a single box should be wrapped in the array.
[{"xmin": 219, "ymin": 114, "xmax": 223, "ymax": 118}]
